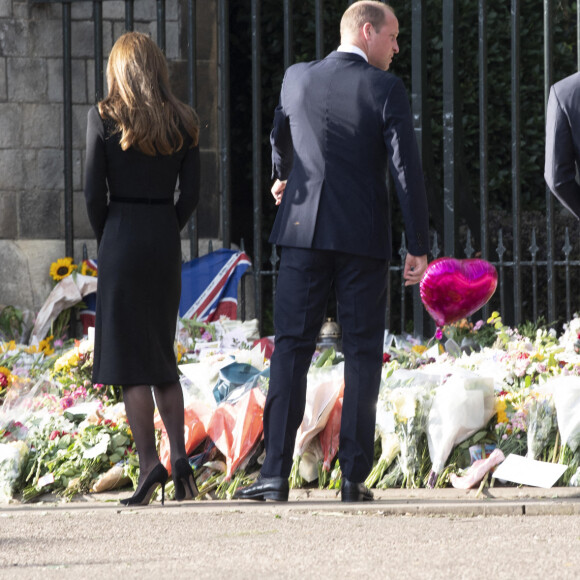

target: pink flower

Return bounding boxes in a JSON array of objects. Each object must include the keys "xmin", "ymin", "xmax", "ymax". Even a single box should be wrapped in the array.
[
  {"xmin": 60, "ymin": 396, "xmax": 74, "ymax": 410},
  {"xmin": 474, "ymin": 320, "xmax": 485, "ymax": 331},
  {"xmin": 50, "ymin": 430, "xmax": 61, "ymax": 440},
  {"xmin": 435, "ymin": 328, "xmax": 443, "ymax": 341}
]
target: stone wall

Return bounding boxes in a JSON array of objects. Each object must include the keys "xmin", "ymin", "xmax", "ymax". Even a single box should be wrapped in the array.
[{"xmin": 0, "ymin": 0, "xmax": 219, "ymax": 312}]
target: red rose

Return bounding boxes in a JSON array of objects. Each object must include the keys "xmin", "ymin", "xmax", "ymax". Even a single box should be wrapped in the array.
[
  {"xmin": 49, "ymin": 430, "xmax": 60, "ymax": 440},
  {"xmin": 382, "ymin": 353, "xmax": 391, "ymax": 363}
]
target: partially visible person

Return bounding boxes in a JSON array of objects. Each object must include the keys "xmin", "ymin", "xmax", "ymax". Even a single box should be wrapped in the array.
[
  {"xmin": 545, "ymin": 71, "xmax": 580, "ymax": 219},
  {"xmin": 235, "ymin": 1, "xmax": 429, "ymax": 504},
  {"xmin": 84, "ymin": 32, "xmax": 201, "ymax": 506}
]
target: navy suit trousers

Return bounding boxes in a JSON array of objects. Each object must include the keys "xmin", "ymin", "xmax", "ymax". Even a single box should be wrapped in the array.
[{"xmin": 261, "ymin": 246, "xmax": 389, "ymax": 483}]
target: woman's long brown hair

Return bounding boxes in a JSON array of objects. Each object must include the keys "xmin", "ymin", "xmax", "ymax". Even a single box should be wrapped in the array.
[{"xmin": 98, "ymin": 32, "xmax": 199, "ymax": 156}]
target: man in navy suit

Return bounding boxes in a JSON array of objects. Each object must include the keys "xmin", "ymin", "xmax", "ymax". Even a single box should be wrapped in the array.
[
  {"xmin": 236, "ymin": 1, "xmax": 429, "ymax": 502},
  {"xmin": 545, "ymin": 72, "xmax": 580, "ymax": 220}
]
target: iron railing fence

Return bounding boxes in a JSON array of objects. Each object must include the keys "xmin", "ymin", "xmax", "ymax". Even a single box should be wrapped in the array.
[{"xmin": 34, "ymin": 0, "xmax": 580, "ymax": 337}]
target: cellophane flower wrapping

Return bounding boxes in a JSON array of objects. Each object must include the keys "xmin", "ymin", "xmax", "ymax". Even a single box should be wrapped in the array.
[
  {"xmin": 525, "ymin": 390, "xmax": 556, "ymax": 460},
  {"xmin": 364, "ymin": 404, "xmax": 399, "ymax": 488},
  {"xmin": 427, "ymin": 370, "xmax": 495, "ymax": 478},
  {"xmin": 298, "ymin": 437, "xmax": 324, "ymax": 483},
  {"xmin": 0, "ymin": 440, "xmax": 28, "ymax": 501},
  {"xmin": 290, "ymin": 363, "xmax": 344, "ymax": 488},
  {"xmin": 382, "ymin": 370, "xmax": 437, "ymax": 488},
  {"xmin": 319, "ymin": 392, "xmax": 343, "ymax": 472},
  {"xmin": 552, "ymin": 376, "xmax": 580, "ymax": 452},
  {"xmin": 206, "ymin": 386, "xmax": 265, "ymax": 481}
]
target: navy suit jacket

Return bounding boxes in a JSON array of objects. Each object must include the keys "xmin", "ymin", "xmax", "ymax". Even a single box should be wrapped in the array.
[
  {"xmin": 269, "ymin": 51, "xmax": 429, "ymax": 260},
  {"xmin": 545, "ymin": 72, "xmax": 580, "ymax": 220}
]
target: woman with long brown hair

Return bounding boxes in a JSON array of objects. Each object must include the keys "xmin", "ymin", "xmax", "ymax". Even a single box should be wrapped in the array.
[{"xmin": 84, "ymin": 32, "xmax": 200, "ymax": 506}]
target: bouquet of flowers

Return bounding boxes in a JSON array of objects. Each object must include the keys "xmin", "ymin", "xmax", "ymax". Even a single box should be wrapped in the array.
[
  {"xmin": 0, "ymin": 440, "xmax": 29, "ymax": 501},
  {"xmin": 289, "ymin": 363, "xmax": 344, "ymax": 488},
  {"xmin": 525, "ymin": 390, "xmax": 556, "ymax": 460},
  {"xmin": 21, "ymin": 413, "xmax": 132, "ymax": 502},
  {"xmin": 364, "ymin": 404, "xmax": 399, "ymax": 488},
  {"xmin": 426, "ymin": 370, "xmax": 495, "ymax": 487},
  {"xmin": 383, "ymin": 371, "xmax": 436, "ymax": 488}
]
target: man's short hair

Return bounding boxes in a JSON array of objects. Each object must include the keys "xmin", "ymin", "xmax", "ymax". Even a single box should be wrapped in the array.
[{"xmin": 340, "ymin": 1, "xmax": 394, "ymax": 39}]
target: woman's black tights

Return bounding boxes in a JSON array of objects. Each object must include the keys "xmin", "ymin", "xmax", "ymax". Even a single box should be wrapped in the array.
[{"xmin": 122, "ymin": 381, "xmax": 187, "ymax": 490}]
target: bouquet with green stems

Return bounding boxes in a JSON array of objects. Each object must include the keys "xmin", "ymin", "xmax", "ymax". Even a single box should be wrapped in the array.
[
  {"xmin": 525, "ymin": 392, "xmax": 557, "ymax": 460},
  {"xmin": 21, "ymin": 416, "xmax": 133, "ymax": 502}
]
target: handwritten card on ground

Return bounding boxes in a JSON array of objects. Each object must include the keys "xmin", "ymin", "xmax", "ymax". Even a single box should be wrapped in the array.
[{"xmin": 492, "ymin": 453, "xmax": 568, "ymax": 488}]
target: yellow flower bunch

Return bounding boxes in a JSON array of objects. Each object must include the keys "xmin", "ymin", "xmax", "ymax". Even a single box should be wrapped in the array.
[
  {"xmin": 53, "ymin": 347, "xmax": 81, "ymax": 374},
  {"xmin": 495, "ymin": 398, "xmax": 508, "ymax": 424},
  {"xmin": 0, "ymin": 340, "xmax": 17, "ymax": 354},
  {"xmin": 487, "ymin": 311, "xmax": 503, "ymax": 330},
  {"xmin": 24, "ymin": 336, "xmax": 54, "ymax": 356},
  {"xmin": 80, "ymin": 260, "xmax": 97, "ymax": 277},
  {"xmin": 176, "ymin": 342, "xmax": 187, "ymax": 363},
  {"xmin": 49, "ymin": 257, "xmax": 77, "ymax": 282},
  {"xmin": 412, "ymin": 345, "xmax": 428, "ymax": 355}
]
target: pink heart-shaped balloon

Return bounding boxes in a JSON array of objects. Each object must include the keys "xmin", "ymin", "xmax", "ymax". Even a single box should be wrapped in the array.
[{"xmin": 419, "ymin": 258, "xmax": 498, "ymax": 327}]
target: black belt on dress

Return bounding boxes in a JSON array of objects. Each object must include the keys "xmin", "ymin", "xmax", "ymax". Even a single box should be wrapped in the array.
[{"xmin": 110, "ymin": 195, "xmax": 173, "ymax": 205}]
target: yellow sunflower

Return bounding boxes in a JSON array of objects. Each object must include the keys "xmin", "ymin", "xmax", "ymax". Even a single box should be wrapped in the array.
[
  {"xmin": 39, "ymin": 336, "xmax": 55, "ymax": 356},
  {"xmin": 80, "ymin": 260, "xmax": 98, "ymax": 277},
  {"xmin": 50, "ymin": 257, "xmax": 77, "ymax": 281}
]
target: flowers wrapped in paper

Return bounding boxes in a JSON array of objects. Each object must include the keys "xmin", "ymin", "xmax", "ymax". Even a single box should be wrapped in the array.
[
  {"xmin": 383, "ymin": 369, "xmax": 438, "ymax": 488},
  {"xmin": 290, "ymin": 362, "xmax": 344, "ymax": 488},
  {"xmin": 206, "ymin": 386, "xmax": 266, "ymax": 482},
  {"xmin": 154, "ymin": 400, "xmax": 212, "ymax": 476},
  {"xmin": 426, "ymin": 368, "xmax": 495, "ymax": 487},
  {"xmin": 364, "ymin": 404, "xmax": 399, "ymax": 488},
  {"xmin": 318, "ymin": 384, "xmax": 344, "ymax": 487},
  {"xmin": 0, "ymin": 440, "xmax": 29, "ymax": 501},
  {"xmin": 525, "ymin": 389, "xmax": 556, "ymax": 460},
  {"xmin": 552, "ymin": 376, "xmax": 580, "ymax": 452}
]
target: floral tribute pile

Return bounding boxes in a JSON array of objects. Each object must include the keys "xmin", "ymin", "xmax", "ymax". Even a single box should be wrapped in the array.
[{"xmin": 2, "ymin": 308, "xmax": 580, "ymax": 503}]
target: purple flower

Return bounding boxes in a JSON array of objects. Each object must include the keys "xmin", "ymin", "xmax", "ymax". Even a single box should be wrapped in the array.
[
  {"xmin": 474, "ymin": 320, "xmax": 485, "ymax": 331},
  {"xmin": 60, "ymin": 396, "xmax": 74, "ymax": 409}
]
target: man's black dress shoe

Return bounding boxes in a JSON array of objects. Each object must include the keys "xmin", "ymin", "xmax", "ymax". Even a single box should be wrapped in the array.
[
  {"xmin": 341, "ymin": 479, "xmax": 374, "ymax": 502},
  {"xmin": 233, "ymin": 475, "xmax": 289, "ymax": 502}
]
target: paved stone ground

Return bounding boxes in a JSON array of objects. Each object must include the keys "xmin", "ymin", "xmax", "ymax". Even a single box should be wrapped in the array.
[{"xmin": 1, "ymin": 486, "xmax": 580, "ymax": 579}]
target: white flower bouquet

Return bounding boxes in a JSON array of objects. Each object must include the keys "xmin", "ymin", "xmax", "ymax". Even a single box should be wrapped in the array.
[{"xmin": 426, "ymin": 370, "xmax": 495, "ymax": 487}]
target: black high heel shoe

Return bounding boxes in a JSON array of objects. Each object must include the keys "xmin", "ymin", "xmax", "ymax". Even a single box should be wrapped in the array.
[
  {"xmin": 120, "ymin": 463, "xmax": 168, "ymax": 506},
  {"xmin": 173, "ymin": 458, "xmax": 199, "ymax": 501}
]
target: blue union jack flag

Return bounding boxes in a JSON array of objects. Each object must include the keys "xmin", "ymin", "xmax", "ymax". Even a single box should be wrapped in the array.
[{"xmin": 179, "ymin": 249, "xmax": 252, "ymax": 322}]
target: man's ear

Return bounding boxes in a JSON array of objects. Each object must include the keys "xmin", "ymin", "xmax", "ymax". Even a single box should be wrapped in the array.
[{"xmin": 362, "ymin": 22, "xmax": 373, "ymax": 41}]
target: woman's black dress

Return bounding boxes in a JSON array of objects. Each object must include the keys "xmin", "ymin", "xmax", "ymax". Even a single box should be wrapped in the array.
[{"xmin": 84, "ymin": 106, "xmax": 200, "ymax": 385}]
